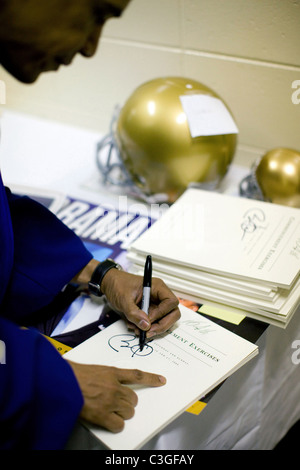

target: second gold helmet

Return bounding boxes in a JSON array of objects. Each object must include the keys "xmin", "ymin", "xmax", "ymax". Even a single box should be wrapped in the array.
[{"xmin": 240, "ymin": 148, "xmax": 300, "ymax": 208}]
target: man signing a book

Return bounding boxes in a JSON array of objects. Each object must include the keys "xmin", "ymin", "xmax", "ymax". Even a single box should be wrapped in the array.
[{"xmin": 0, "ymin": 0, "xmax": 180, "ymax": 449}]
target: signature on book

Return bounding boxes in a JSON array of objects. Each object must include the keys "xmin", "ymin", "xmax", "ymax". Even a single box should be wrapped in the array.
[
  {"xmin": 241, "ymin": 208, "xmax": 266, "ymax": 240},
  {"xmin": 108, "ymin": 334, "xmax": 153, "ymax": 357},
  {"xmin": 181, "ymin": 320, "xmax": 216, "ymax": 335}
]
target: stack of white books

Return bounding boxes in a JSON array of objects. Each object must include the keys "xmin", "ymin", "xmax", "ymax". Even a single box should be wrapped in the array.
[{"xmin": 127, "ymin": 188, "xmax": 300, "ymax": 328}]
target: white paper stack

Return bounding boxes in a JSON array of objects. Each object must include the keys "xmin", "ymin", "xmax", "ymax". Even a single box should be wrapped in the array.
[{"xmin": 127, "ymin": 188, "xmax": 300, "ymax": 327}]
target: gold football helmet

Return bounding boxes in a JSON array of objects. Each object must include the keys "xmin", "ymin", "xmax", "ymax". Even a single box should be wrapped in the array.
[
  {"xmin": 96, "ymin": 77, "xmax": 238, "ymax": 203},
  {"xmin": 240, "ymin": 148, "xmax": 300, "ymax": 208}
]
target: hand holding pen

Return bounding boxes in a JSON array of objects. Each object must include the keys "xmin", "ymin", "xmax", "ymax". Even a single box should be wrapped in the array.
[{"xmin": 99, "ymin": 257, "xmax": 180, "ymax": 341}]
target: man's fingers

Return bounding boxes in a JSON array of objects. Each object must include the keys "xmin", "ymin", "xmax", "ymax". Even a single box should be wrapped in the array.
[
  {"xmin": 125, "ymin": 304, "xmax": 151, "ymax": 331},
  {"xmin": 115, "ymin": 367, "xmax": 166, "ymax": 387},
  {"xmin": 118, "ymin": 383, "xmax": 138, "ymax": 407},
  {"xmin": 99, "ymin": 368, "xmax": 167, "ymax": 432},
  {"xmin": 103, "ymin": 412, "xmax": 126, "ymax": 433},
  {"xmin": 69, "ymin": 362, "xmax": 166, "ymax": 433},
  {"xmin": 148, "ymin": 306, "xmax": 181, "ymax": 337},
  {"xmin": 125, "ymin": 280, "xmax": 180, "ymax": 334},
  {"xmin": 115, "ymin": 397, "xmax": 137, "ymax": 420},
  {"xmin": 125, "ymin": 303, "xmax": 181, "ymax": 338}
]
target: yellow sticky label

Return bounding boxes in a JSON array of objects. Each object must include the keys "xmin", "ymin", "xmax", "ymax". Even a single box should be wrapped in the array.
[
  {"xmin": 199, "ymin": 305, "xmax": 245, "ymax": 325},
  {"xmin": 45, "ymin": 336, "xmax": 72, "ymax": 355},
  {"xmin": 186, "ymin": 401, "xmax": 207, "ymax": 415}
]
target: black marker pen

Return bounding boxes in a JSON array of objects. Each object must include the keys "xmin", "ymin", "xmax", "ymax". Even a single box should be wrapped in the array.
[{"xmin": 139, "ymin": 255, "xmax": 152, "ymax": 351}]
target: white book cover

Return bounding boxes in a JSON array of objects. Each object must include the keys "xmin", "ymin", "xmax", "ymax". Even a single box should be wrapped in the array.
[
  {"xmin": 64, "ymin": 304, "xmax": 258, "ymax": 450},
  {"xmin": 129, "ymin": 189, "xmax": 300, "ymax": 288}
]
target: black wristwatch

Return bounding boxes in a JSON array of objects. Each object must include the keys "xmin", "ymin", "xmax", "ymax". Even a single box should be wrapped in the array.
[{"xmin": 88, "ymin": 258, "xmax": 123, "ymax": 297}]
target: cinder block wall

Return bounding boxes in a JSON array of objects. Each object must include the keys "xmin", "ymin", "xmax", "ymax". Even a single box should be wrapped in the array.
[{"xmin": 1, "ymin": 0, "xmax": 300, "ymax": 167}]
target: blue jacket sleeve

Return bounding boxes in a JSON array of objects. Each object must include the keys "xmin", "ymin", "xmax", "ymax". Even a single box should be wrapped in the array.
[
  {"xmin": 0, "ymin": 317, "xmax": 83, "ymax": 449},
  {"xmin": 0, "ymin": 189, "xmax": 91, "ymax": 449},
  {"xmin": 2, "ymin": 189, "xmax": 93, "ymax": 322}
]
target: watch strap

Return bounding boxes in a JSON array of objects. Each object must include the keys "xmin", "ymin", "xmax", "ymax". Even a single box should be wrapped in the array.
[{"xmin": 88, "ymin": 258, "xmax": 122, "ymax": 297}]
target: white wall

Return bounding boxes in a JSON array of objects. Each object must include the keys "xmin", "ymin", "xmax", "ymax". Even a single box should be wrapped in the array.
[{"xmin": 0, "ymin": 0, "xmax": 300, "ymax": 167}]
